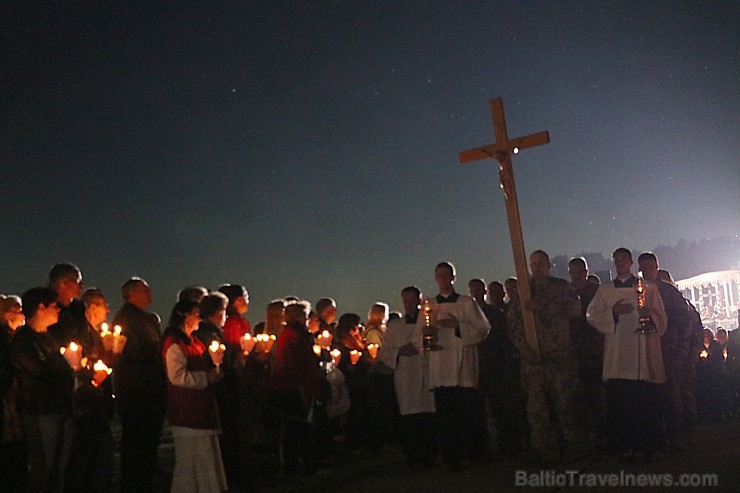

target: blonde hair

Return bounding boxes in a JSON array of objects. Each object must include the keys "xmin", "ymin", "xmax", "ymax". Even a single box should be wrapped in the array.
[{"xmin": 367, "ymin": 302, "xmax": 389, "ymax": 328}]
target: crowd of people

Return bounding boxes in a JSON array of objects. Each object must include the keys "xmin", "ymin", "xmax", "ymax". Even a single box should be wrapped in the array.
[{"xmin": 0, "ymin": 254, "xmax": 739, "ymax": 492}]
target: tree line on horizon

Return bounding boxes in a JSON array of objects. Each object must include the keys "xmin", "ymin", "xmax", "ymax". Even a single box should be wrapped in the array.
[{"xmin": 549, "ymin": 236, "xmax": 739, "ymax": 282}]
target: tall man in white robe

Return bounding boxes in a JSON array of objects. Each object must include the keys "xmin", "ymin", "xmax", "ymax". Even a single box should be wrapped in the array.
[
  {"xmin": 586, "ymin": 247, "xmax": 667, "ymax": 463},
  {"xmin": 378, "ymin": 286, "xmax": 437, "ymax": 467},
  {"xmin": 413, "ymin": 262, "xmax": 490, "ymax": 470}
]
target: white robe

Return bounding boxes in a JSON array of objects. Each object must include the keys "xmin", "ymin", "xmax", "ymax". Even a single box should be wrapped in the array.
[
  {"xmin": 379, "ymin": 318, "xmax": 435, "ymax": 415},
  {"xmin": 412, "ymin": 295, "xmax": 490, "ymax": 389},
  {"xmin": 586, "ymin": 281, "xmax": 667, "ymax": 383}
]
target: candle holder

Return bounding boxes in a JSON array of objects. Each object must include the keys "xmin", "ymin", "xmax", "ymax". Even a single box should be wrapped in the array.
[
  {"xmin": 112, "ymin": 325, "xmax": 127, "ymax": 353},
  {"xmin": 317, "ymin": 330, "xmax": 333, "ymax": 348},
  {"xmin": 60, "ymin": 342, "xmax": 83, "ymax": 371},
  {"xmin": 634, "ymin": 276, "xmax": 656, "ymax": 334},
  {"xmin": 101, "ymin": 324, "xmax": 126, "ymax": 353},
  {"xmin": 330, "ymin": 348, "xmax": 342, "ymax": 367},
  {"xmin": 349, "ymin": 350, "xmax": 362, "ymax": 365},
  {"xmin": 255, "ymin": 334, "xmax": 276, "ymax": 353},
  {"xmin": 421, "ymin": 298, "xmax": 442, "ymax": 351},
  {"xmin": 91, "ymin": 359, "xmax": 113, "ymax": 387},
  {"xmin": 208, "ymin": 341, "xmax": 226, "ymax": 370},
  {"xmin": 240, "ymin": 333, "xmax": 257, "ymax": 355}
]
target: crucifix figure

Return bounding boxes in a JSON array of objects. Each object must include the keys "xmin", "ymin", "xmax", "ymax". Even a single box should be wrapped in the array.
[{"xmin": 459, "ymin": 98, "xmax": 550, "ymax": 357}]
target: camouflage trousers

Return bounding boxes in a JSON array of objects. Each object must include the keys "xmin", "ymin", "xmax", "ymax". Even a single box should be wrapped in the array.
[
  {"xmin": 662, "ymin": 350, "xmax": 697, "ymax": 444},
  {"xmin": 521, "ymin": 356, "xmax": 578, "ymax": 456}
]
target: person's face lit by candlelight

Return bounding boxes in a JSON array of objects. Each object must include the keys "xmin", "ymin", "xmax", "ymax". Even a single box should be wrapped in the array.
[{"xmin": 184, "ymin": 307, "xmax": 201, "ymax": 336}]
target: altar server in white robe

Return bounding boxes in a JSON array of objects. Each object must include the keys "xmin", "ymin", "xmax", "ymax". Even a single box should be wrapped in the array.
[
  {"xmin": 379, "ymin": 286, "xmax": 436, "ymax": 466},
  {"xmin": 412, "ymin": 262, "xmax": 490, "ymax": 470},
  {"xmin": 586, "ymin": 247, "xmax": 667, "ymax": 463}
]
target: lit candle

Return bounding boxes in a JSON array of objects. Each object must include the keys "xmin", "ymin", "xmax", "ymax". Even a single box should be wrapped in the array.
[
  {"xmin": 93, "ymin": 359, "xmax": 112, "ymax": 374},
  {"xmin": 700, "ymin": 349, "xmax": 708, "ymax": 359},
  {"xmin": 112, "ymin": 325, "xmax": 125, "ymax": 353},
  {"xmin": 208, "ymin": 340, "xmax": 224, "ymax": 369},
  {"xmin": 91, "ymin": 359, "xmax": 113, "ymax": 387},
  {"xmin": 422, "ymin": 298, "xmax": 434, "ymax": 351},
  {"xmin": 313, "ymin": 344, "xmax": 322, "ymax": 356},
  {"xmin": 318, "ymin": 329, "xmax": 333, "ymax": 348},
  {"xmin": 330, "ymin": 348, "xmax": 341, "ymax": 366},
  {"xmin": 265, "ymin": 334, "xmax": 276, "ymax": 353},
  {"xmin": 60, "ymin": 342, "xmax": 83, "ymax": 370},
  {"xmin": 349, "ymin": 350, "xmax": 361, "ymax": 365},
  {"xmin": 367, "ymin": 343, "xmax": 378, "ymax": 359},
  {"xmin": 254, "ymin": 334, "xmax": 266, "ymax": 352},
  {"xmin": 240, "ymin": 333, "xmax": 256, "ymax": 355},
  {"xmin": 100, "ymin": 323, "xmax": 114, "ymax": 351}
]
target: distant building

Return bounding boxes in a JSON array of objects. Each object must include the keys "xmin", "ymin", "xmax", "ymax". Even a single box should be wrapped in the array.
[{"xmin": 676, "ymin": 270, "xmax": 740, "ymax": 331}]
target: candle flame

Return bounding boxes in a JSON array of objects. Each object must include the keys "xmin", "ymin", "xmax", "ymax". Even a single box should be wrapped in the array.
[
  {"xmin": 93, "ymin": 359, "xmax": 112, "ymax": 374},
  {"xmin": 69, "ymin": 342, "xmax": 79, "ymax": 352},
  {"xmin": 209, "ymin": 341, "xmax": 220, "ymax": 352},
  {"xmin": 114, "ymin": 325, "xmax": 122, "ymax": 335}
]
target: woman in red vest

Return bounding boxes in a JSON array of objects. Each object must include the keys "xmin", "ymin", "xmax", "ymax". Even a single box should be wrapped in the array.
[{"xmin": 163, "ymin": 300, "xmax": 226, "ymax": 493}]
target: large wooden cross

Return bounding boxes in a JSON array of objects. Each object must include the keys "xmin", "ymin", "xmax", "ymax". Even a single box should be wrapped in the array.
[{"xmin": 459, "ymin": 98, "xmax": 549, "ymax": 357}]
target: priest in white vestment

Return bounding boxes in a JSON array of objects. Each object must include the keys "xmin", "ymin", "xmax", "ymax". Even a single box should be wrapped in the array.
[
  {"xmin": 379, "ymin": 286, "xmax": 437, "ymax": 466},
  {"xmin": 412, "ymin": 262, "xmax": 490, "ymax": 470},
  {"xmin": 586, "ymin": 247, "xmax": 667, "ymax": 463}
]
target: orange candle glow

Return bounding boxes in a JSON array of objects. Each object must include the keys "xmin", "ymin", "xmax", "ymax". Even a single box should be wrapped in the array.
[{"xmin": 349, "ymin": 350, "xmax": 361, "ymax": 365}]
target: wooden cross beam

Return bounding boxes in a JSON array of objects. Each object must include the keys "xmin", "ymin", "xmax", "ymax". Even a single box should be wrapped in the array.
[{"xmin": 459, "ymin": 98, "xmax": 550, "ymax": 357}]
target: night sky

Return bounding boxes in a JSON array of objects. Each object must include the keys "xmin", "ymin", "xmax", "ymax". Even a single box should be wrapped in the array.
[{"xmin": 2, "ymin": 1, "xmax": 739, "ymax": 321}]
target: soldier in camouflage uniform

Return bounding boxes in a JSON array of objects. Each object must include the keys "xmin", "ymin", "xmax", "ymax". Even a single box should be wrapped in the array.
[
  {"xmin": 638, "ymin": 253, "xmax": 691, "ymax": 451},
  {"xmin": 508, "ymin": 250, "xmax": 582, "ymax": 462},
  {"xmin": 568, "ymin": 257, "xmax": 605, "ymax": 446}
]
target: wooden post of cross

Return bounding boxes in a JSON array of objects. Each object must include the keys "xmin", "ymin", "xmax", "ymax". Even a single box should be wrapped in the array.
[{"xmin": 458, "ymin": 98, "xmax": 550, "ymax": 357}]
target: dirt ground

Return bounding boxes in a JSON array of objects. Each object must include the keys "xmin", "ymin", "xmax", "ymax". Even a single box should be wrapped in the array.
[{"xmin": 110, "ymin": 417, "xmax": 739, "ymax": 493}]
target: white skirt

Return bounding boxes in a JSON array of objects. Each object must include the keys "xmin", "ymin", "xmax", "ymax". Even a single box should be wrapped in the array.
[{"xmin": 170, "ymin": 427, "xmax": 228, "ymax": 493}]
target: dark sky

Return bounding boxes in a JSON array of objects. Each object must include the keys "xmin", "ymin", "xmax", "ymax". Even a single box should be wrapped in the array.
[{"xmin": 2, "ymin": 1, "xmax": 739, "ymax": 320}]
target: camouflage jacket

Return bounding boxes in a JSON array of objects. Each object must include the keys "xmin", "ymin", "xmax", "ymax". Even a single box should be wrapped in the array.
[{"xmin": 508, "ymin": 276, "xmax": 580, "ymax": 357}]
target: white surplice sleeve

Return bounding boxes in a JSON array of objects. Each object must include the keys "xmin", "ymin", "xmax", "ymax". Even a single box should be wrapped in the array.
[
  {"xmin": 586, "ymin": 285, "xmax": 617, "ymax": 335},
  {"xmin": 459, "ymin": 296, "xmax": 490, "ymax": 346}
]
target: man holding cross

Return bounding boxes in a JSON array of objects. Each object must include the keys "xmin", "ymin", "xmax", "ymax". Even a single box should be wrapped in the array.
[{"xmin": 508, "ymin": 250, "xmax": 581, "ymax": 463}]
